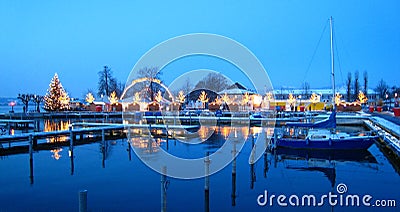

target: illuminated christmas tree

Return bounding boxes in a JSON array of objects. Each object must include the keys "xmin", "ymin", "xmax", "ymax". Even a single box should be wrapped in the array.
[
  {"xmin": 86, "ymin": 92, "xmax": 95, "ymax": 104},
  {"xmin": 177, "ymin": 90, "xmax": 185, "ymax": 103},
  {"xmin": 44, "ymin": 73, "xmax": 70, "ymax": 111},
  {"xmin": 108, "ymin": 91, "xmax": 119, "ymax": 104}
]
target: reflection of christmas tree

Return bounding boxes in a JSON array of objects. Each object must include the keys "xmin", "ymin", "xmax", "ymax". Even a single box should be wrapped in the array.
[{"xmin": 44, "ymin": 73, "xmax": 70, "ymax": 111}]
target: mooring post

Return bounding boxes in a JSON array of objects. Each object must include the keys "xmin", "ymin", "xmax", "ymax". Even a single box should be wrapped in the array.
[
  {"xmin": 127, "ymin": 142, "xmax": 132, "ymax": 161},
  {"xmin": 250, "ymin": 136, "xmax": 255, "ymax": 189},
  {"xmin": 69, "ymin": 125, "xmax": 74, "ymax": 145},
  {"xmin": 165, "ymin": 125, "xmax": 169, "ymax": 143},
  {"xmin": 161, "ymin": 166, "xmax": 167, "ymax": 212},
  {"xmin": 204, "ymin": 152, "xmax": 210, "ymax": 212},
  {"xmin": 102, "ymin": 129, "xmax": 105, "ymax": 143},
  {"xmin": 263, "ymin": 152, "xmax": 269, "ymax": 178},
  {"xmin": 78, "ymin": 190, "xmax": 88, "ymax": 212},
  {"xmin": 7, "ymin": 123, "xmax": 10, "ymax": 135},
  {"xmin": 102, "ymin": 129, "xmax": 106, "ymax": 168},
  {"xmin": 29, "ymin": 134, "xmax": 34, "ymax": 184},
  {"xmin": 231, "ymin": 142, "xmax": 237, "ymax": 206}
]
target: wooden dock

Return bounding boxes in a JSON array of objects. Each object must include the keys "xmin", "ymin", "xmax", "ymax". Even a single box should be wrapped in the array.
[
  {"xmin": 0, "ymin": 119, "xmax": 36, "ymax": 135},
  {"xmin": 0, "ymin": 112, "xmax": 123, "ymax": 120},
  {"xmin": 365, "ymin": 118, "xmax": 400, "ymax": 156},
  {"xmin": 0, "ymin": 123, "xmax": 199, "ymax": 148}
]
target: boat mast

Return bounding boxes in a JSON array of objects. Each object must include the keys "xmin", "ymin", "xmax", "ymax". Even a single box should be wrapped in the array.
[{"xmin": 329, "ymin": 16, "xmax": 336, "ymax": 111}]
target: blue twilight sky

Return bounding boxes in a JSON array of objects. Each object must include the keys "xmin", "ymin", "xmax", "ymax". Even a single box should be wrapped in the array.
[{"xmin": 0, "ymin": 0, "xmax": 399, "ymax": 98}]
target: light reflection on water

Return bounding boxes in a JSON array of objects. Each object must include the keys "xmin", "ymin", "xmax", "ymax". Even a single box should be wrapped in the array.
[{"xmin": 0, "ymin": 124, "xmax": 399, "ymax": 211}]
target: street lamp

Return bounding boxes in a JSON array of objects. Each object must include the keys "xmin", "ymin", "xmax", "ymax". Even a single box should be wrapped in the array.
[
  {"xmin": 386, "ymin": 93, "xmax": 389, "ymax": 110},
  {"xmin": 9, "ymin": 101, "xmax": 16, "ymax": 113}
]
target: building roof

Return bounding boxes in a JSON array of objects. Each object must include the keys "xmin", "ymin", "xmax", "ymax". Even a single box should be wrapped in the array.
[{"xmin": 219, "ymin": 82, "xmax": 254, "ymax": 95}]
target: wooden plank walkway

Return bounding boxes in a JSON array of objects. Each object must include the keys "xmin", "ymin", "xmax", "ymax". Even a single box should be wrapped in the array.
[{"xmin": 365, "ymin": 118, "xmax": 400, "ymax": 156}]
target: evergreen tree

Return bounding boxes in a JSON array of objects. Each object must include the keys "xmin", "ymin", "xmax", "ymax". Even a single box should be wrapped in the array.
[{"xmin": 44, "ymin": 73, "xmax": 70, "ymax": 111}]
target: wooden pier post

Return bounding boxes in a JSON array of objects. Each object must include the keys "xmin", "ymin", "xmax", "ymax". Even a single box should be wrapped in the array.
[
  {"xmin": 204, "ymin": 152, "xmax": 210, "ymax": 212},
  {"xmin": 78, "ymin": 190, "xmax": 88, "ymax": 212},
  {"xmin": 161, "ymin": 166, "xmax": 167, "ymax": 212},
  {"xmin": 231, "ymin": 142, "xmax": 237, "ymax": 206},
  {"xmin": 127, "ymin": 142, "xmax": 132, "ymax": 161},
  {"xmin": 263, "ymin": 152, "xmax": 269, "ymax": 178},
  {"xmin": 7, "ymin": 123, "xmax": 10, "ymax": 135},
  {"xmin": 69, "ymin": 125, "xmax": 74, "ymax": 144},
  {"xmin": 70, "ymin": 149, "xmax": 75, "ymax": 176},
  {"xmin": 29, "ymin": 134, "xmax": 34, "ymax": 184},
  {"xmin": 102, "ymin": 129, "xmax": 106, "ymax": 168},
  {"xmin": 69, "ymin": 126, "xmax": 75, "ymax": 175},
  {"xmin": 165, "ymin": 125, "xmax": 169, "ymax": 150},
  {"xmin": 250, "ymin": 136, "xmax": 256, "ymax": 189}
]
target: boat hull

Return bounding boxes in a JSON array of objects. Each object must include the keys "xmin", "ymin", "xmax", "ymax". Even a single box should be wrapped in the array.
[{"xmin": 275, "ymin": 136, "xmax": 377, "ymax": 150}]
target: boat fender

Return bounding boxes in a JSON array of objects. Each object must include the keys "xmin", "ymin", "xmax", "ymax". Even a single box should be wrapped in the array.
[
  {"xmin": 306, "ymin": 138, "xmax": 309, "ymax": 145},
  {"xmin": 329, "ymin": 138, "xmax": 332, "ymax": 146}
]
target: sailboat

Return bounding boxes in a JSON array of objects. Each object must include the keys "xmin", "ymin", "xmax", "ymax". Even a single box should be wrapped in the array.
[{"xmin": 274, "ymin": 17, "xmax": 378, "ymax": 150}]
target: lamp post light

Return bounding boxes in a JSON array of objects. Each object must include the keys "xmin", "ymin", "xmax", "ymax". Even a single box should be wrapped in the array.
[
  {"xmin": 386, "ymin": 93, "xmax": 389, "ymax": 110},
  {"xmin": 9, "ymin": 101, "xmax": 16, "ymax": 113},
  {"xmin": 298, "ymin": 95, "xmax": 302, "ymax": 105}
]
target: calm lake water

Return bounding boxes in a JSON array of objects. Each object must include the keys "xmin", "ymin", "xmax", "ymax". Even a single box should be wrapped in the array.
[{"xmin": 0, "ymin": 120, "xmax": 399, "ymax": 211}]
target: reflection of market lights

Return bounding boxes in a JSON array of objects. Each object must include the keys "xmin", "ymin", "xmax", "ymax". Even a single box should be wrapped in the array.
[
  {"xmin": 198, "ymin": 127, "xmax": 213, "ymax": 140},
  {"xmin": 44, "ymin": 120, "xmax": 70, "ymax": 142},
  {"xmin": 251, "ymin": 127, "xmax": 262, "ymax": 136},
  {"xmin": 130, "ymin": 137, "xmax": 160, "ymax": 153},
  {"xmin": 220, "ymin": 127, "xmax": 230, "ymax": 139}
]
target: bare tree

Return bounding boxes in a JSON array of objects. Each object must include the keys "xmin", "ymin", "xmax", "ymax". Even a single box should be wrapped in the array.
[
  {"xmin": 18, "ymin": 94, "xmax": 33, "ymax": 113},
  {"xmin": 137, "ymin": 67, "xmax": 162, "ymax": 101},
  {"xmin": 98, "ymin": 66, "xmax": 117, "ymax": 98},
  {"xmin": 194, "ymin": 73, "xmax": 229, "ymax": 92},
  {"xmin": 363, "ymin": 71, "xmax": 368, "ymax": 96},
  {"xmin": 31, "ymin": 95, "xmax": 44, "ymax": 112},
  {"xmin": 346, "ymin": 72, "xmax": 352, "ymax": 102},
  {"xmin": 354, "ymin": 70, "xmax": 360, "ymax": 101},
  {"xmin": 375, "ymin": 79, "xmax": 389, "ymax": 99},
  {"xmin": 302, "ymin": 82, "xmax": 310, "ymax": 98},
  {"xmin": 176, "ymin": 78, "xmax": 193, "ymax": 103},
  {"xmin": 115, "ymin": 81, "xmax": 125, "ymax": 98}
]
